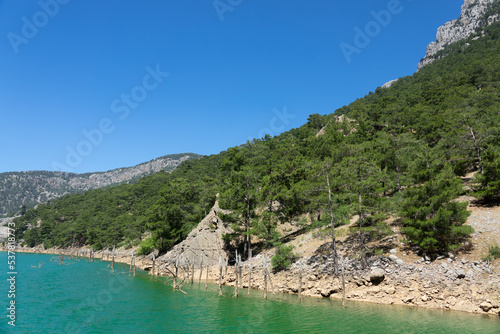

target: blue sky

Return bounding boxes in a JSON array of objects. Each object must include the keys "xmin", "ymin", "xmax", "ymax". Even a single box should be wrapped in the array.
[{"xmin": 0, "ymin": 0, "xmax": 463, "ymax": 173}]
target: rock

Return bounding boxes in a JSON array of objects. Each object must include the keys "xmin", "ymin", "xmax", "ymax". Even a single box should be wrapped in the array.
[
  {"xmin": 321, "ymin": 286, "xmax": 340, "ymax": 298},
  {"xmin": 389, "ymin": 249, "xmax": 397, "ymax": 254},
  {"xmin": 418, "ymin": 0, "xmax": 499, "ymax": 69},
  {"xmin": 479, "ymin": 302, "xmax": 493, "ymax": 312},
  {"xmin": 455, "ymin": 270, "xmax": 466, "ymax": 279},
  {"xmin": 370, "ymin": 268, "xmax": 385, "ymax": 285},
  {"xmin": 421, "ymin": 295, "xmax": 430, "ymax": 302},
  {"xmin": 381, "ymin": 79, "xmax": 399, "ymax": 89},
  {"xmin": 308, "ymin": 274, "xmax": 317, "ymax": 281},
  {"xmin": 403, "ymin": 296, "xmax": 414, "ymax": 304},
  {"xmin": 388, "ymin": 254, "xmax": 399, "ymax": 262},
  {"xmin": 385, "ymin": 287, "xmax": 396, "ymax": 295},
  {"xmin": 395, "ymin": 259, "xmax": 405, "ymax": 266}
]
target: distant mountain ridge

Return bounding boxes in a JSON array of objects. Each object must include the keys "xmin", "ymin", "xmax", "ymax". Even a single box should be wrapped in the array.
[{"xmin": 0, "ymin": 153, "xmax": 201, "ymax": 216}]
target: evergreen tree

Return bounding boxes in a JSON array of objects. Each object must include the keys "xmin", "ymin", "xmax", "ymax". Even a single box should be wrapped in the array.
[
  {"xmin": 474, "ymin": 146, "xmax": 500, "ymax": 203},
  {"xmin": 400, "ymin": 164, "xmax": 473, "ymax": 253}
]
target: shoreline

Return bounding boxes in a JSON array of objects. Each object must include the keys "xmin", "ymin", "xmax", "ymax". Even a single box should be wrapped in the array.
[{"xmin": 3, "ymin": 246, "xmax": 499, "ymax": 317}]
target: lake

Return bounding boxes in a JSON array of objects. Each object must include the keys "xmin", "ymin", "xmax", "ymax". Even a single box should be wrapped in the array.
[{"xmin": 1, "ymin": 252, "xmax": 499, "ymax": 333}]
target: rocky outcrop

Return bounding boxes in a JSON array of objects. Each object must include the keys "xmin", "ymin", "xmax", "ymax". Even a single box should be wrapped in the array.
[
  {"xmin": 157, "ymin": 199, "xmax": 233, "ymax": 268},
  {"xmin": 418, "ymin": 0, "xmax": 499, "ymax": 69},
  {"xmin": 0, "ymin": 153, "xmax": 200, "ymax": 216}
]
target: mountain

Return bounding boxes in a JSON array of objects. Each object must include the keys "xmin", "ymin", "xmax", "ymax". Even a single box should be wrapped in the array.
[
  {"xmin": 0, "ymin": 153, "xmax": 201, "ymax": 217},
  {"xmin": 418, "ymin": 0, "xmax": 499, "ymax": 69},
  {"xmin": 12, "ymin": 0, "xmax": 500, "ymax": 261}
]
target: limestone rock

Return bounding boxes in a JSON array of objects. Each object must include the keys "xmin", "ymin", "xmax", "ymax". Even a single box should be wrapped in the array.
[
  {"xmin": 456, "ymin": 270, "xmax": 466, "ymax": 279},
  {"xmin": 158, "ymin": 199, "xmax": 233, "ymax": 267},
  {"xmin": 479, "ymin": 301, "xmax": 493, "ymax": 312},
  {"xmin": 418, "ymin": 0, "xmax": 499, "ymax": 69},
  {"xmin": 370, "ymin": 268, "xmax": 386, "ymax": 285}
]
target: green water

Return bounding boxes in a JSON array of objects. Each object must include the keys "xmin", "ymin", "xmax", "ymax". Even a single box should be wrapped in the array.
[{"xmin": 1, "ymin": 252, "xmax": 499, "ymax": 333}]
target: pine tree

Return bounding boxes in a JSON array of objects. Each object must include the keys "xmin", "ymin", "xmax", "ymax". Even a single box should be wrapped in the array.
[
  {"xmin": 474, "ymin": 146, "xmax": 500, "ymax": 203},
  {"xmin": 400, "ymin": 164, "xmax": 473, "ymax": 253}
]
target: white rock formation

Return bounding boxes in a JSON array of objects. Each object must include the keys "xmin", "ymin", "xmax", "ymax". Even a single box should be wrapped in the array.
[{"xmin": 418, "ymin": 0, "xmax": 499, "ymax": 69}]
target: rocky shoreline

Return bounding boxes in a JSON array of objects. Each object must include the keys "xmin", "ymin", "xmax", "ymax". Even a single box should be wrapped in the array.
[{"xmin": 6, "ymin": 244, "xmax": 499, "ymax": 317}]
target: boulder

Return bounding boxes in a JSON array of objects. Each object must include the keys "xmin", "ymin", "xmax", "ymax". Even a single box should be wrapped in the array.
[
  {"xmin": 320, "ymin": 286, "xmax": 340, "ymax": 298},
  {"xmin": 479, "ymin": 302, "xmax": 493, "ymax": 312},
  {"xmin": 369, "ymin": 268, "xmax": 385, "ymax": 285},
  {"xmin": 388, "ymin": 254, "xmax": 398, "ymax": 262},
  {"xmin": 455, "ymin": 270, "xmax": 466, "ymax": 279}
]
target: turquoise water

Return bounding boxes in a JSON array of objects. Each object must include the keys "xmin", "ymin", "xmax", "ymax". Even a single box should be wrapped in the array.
[{"xmin": 1, "ymin": 252, "xmax": 499, "ymax": 333}]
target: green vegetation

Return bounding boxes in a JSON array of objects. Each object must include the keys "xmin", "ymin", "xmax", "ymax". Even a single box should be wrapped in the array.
[
  {"xmin": 489, "ymin": 244, "xmax": 500, "ymax": 259},
  {"xmin": 13, "ymin": 18, "xmax": 500, "ymax": 257},
  {"xmin": 271, "ymin": 244, "xmax": 297, "ymax": 272}
]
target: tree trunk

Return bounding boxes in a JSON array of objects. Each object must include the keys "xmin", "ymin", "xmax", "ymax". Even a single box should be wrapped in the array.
[
  {"xmin": 341, "ymin": 255, "xmax": 346, "ymax": 307},
  {"xmin": 264, "ymin": 254, "xmax": 268, "ymax": 299},
  {"xmin": 298, "ymin": 262, "xmax": 303, "ymax": 300},
  {"xmin": 234, "ymin": 251, "xmax": 239, "ymax": 298},
  {"xmin": 191, "ymin": 262, "xmax": 195, "ymax": 284},
  {"xmin": 469, "ymin": 127, "xmax": 484, "ymax": 173},
  {"xmin": 218, "ymin": 255, "xmax": 223, "ymax": 296},
  {"xmin": 326, "ymin": 172, "xmax": 338, "ymax": 275},
  {"xmin": 248, "ymin": 249, "xmax": 252, "ymax": 295},
  {"xmin": 205, "ymin": 264, "xmax": 209, "ymax": 290},
  {"xmin": 198, "ymin": 254, "xmax": 203, "ymax": 285}
]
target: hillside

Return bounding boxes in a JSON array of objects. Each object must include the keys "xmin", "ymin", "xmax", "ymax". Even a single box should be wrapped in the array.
[
  {"xmin": 10, "ymin": 0, "xmax": 500, "ymax": 275},
  {"xmin": 0, "ymin": 153, "xmax": 201, "ymax": 217}
]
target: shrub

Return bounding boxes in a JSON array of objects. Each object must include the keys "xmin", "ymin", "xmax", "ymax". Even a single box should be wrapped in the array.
[
  {"xmin": 136, "ymin": 237, "xmax": 155, "ymax": 256},
  {"xmin": 488, "ymin": 244, "xmax": 500, "ymax": 259},
  {"xmin": 271, "ymin": 244, "xmax": 297, "ymax": 272}
]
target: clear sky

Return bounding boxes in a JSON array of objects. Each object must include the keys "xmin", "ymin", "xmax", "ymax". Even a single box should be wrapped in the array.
[{"xmin": 0, "ymin": 0, "xmax": 463, "ymax": 173}]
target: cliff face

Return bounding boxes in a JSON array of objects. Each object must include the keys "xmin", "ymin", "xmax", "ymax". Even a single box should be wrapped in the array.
[
  {"xmin": 0, "ymin": 153, "xmax": 200, "ymax": 216},
  {"xmin": 418, "ymin": 0, "xmax": 499, "ymax": 69}
]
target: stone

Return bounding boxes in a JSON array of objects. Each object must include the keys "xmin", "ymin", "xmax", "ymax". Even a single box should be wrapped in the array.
[
  {"xmin": 321, "ymin": 286, "xmax": 340, "ymax": 298},
  {"xmin": 370, "ymin": 268, "xmax": 385, "ymax": 285},
  {"xmin": 421, "ymin": 295, "xmax": 429, "ymax": 302},
  {"xmin": 418, "ymin": 0, "xmax": 499, "ymax": 69},
  {"xmin": 479, "ymin": 302, "xmax": 493, "ymax": 312},
  {"xmin": 403, "ymin": 296, "xmax": 414, "ymax": 304},
  {"xmin": 388, "ymin": 254, "xmax": 399, "ymax": 262},
  {"xmin": 455, "ymin": 270, "xmax": 466, "ymax": 279},
  {"xmin": 389, "ymin": 249, "xmax": 397, "ymax": 254}
]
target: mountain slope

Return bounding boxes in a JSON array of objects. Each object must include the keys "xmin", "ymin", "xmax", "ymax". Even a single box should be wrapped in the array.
[
  {"xmin": 0, "ymin": 153, "xmax": 201, "ymax": 216},
  {"xmin": 12, "ymin": 1, "xmax": 500, "ymax": 259}
]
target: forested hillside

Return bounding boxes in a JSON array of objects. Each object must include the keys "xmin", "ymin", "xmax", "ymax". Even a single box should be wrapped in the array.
[
  {"xmin": 11, "ymin": 17, "xmax": 500, "ymax": 259},
  {"xmin": 0, "ymin": 153, "xmax": 200, "ymax": 217}
]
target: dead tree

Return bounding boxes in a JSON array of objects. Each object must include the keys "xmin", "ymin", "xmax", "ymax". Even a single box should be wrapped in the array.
[
  {"xmin": 191, "ymin": 262, "xmax": 195, "ymax": 284},
  {"xmin": 341, "ymin": 255, "xmax": 346, "ymax": 307},
  {"xmin": 264, "ymin": 254, "xmax": 268, "ymax": 299},
  {"xmin": 198, "ymin": 254, "xmax": 203, "ymax": 285},
  {"xmin": 218, "ymin": 255, "xmax": 224, "ymax": 296},
  {"xmin": 248, "ymin": 255, "xmax": 252, "ymax": 295},
  {"xmin": 234, "ymin": 251, "xmax": 239, "ymax": 298},
  {"xmin": 205, "ymin": 264, "xmax": 209, "ymax": 290},
  {"xmin": 298, "ymin": 262, "xmax": 303, "ymax": 300}
]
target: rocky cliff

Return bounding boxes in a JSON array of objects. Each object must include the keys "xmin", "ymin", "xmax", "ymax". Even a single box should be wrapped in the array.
[
  {"xmin": 158, "ymin": 198, "xmax": 233, "ymax": 268},
  {"xmin": 418, "ymin": 0, "xmax": 499, "ymax": 69},
  {"xmin": 0, "ymin": 153, "xmax": 201, "ymax": 216}
]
